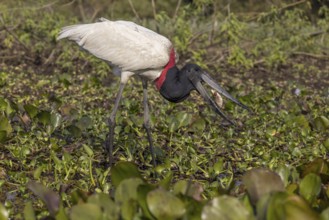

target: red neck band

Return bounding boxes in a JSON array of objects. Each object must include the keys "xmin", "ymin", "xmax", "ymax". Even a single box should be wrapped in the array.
[{"xmin": 155, "ymin": 48, "xmax": 176, "ymax": 90}]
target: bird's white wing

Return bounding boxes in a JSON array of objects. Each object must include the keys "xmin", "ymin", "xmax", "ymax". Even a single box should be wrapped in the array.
[{"xmin": 57, "ymin": 19, "xmax": 172, "ymax": 71}]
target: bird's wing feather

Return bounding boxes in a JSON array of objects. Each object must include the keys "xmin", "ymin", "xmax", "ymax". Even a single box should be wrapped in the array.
[{"xmin": 57, "ymin": 19, "xmax": 172, "ymax": 71}]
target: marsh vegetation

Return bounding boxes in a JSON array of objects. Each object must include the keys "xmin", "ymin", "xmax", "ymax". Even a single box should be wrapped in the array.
[{"xmin": 0, "ymin": 0, "xmax": 328, "ymax": 219}]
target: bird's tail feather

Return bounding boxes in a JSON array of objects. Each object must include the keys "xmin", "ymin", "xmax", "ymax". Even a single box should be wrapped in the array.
[{"xmin": 57, "ymin": 24, "xmax": 92, "ymax": 46}]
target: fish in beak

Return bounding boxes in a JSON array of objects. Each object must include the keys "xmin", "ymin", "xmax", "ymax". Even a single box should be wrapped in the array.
[{"xmin": 187, "ymin": 65, "xmax": 249, "ymax": 125}]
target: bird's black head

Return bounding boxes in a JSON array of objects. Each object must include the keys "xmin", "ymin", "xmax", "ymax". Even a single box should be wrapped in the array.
[
  {"xmin": 158, "ymin": 64, "xmax": 195, "ymax": 103},
  {"xmin": 159, "ymin": 63, "xmax": 249, "ymax": 125},
  {"xmin": 159, "ymin": 63, "xmax": 204, "ymax": 103}
]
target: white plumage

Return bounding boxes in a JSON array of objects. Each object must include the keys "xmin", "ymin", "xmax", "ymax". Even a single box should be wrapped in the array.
[{"xmin": 57, "ymin": 18, "xmax": 173, "ymax": 83}]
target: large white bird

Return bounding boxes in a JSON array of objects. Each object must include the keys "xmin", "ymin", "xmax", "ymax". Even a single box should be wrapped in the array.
[{"xmin": 57, "ymin": 18, "xmax": 248, "ymax": 167}]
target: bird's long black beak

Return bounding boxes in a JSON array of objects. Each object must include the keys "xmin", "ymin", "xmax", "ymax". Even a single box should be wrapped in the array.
[{"xmin": 189, "ymin": 70, "xmax": 249, "ymax": 125}]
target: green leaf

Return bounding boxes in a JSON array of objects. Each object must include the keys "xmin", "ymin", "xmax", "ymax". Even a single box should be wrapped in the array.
[
  {"xmin": 302, "ymin": 158, "xmax": 329, "ymax": 177},
  {"xmin": 147, "ymin": 188, "xmax": 186, "ymax": 220},
  {"xmin": 190, "ymin": 117, "xmax": 206, "ymax": 132},
  {"xmin": 257, "ymin": 192, "xmax": 319, "ymax": 220},
  {"xmin": 314, "ymin": 116, "xmax": 329, "ymax": 131},
  {"xmin": 70, "ymin": 190, "xmax": 89, "ymax": 205},
  {"xmin": 173, "ymin": 180, "xmax": 203, "ymax": 201},
  {"xmin": 70, "ymin": 204, "xmax": 102, "ymax": 220},
  {"xmin": 121, "ymin": 199, "xmax": 138, "ymax": 220},
  {"xmin": 168, "ymin": 112, "xmax": 192, "ymax": 132},
  {"xmin": 242, "ymin": 168, "xmax": 285, "ymax": 205},
  {"xmin": 176, "ymin": 112, "xmax": 192, "ymax": 128},
  {"xmin": 58, "ymin": 74, "xmax": 72, "ymax": 87},
  {"xmin": 24, "ymin": 201, "xmax": 36, "ymax": 220},
  {"xmin": 173, "ymin": 180, "xmax": 189, "ymax": 195},
  {"xmin": 286, "ymin": 183, "xmax": 298, "ymax": 194},
  {"xmin": 0, "ymin": 97, "xmax": 13, "ymax": 115},
  {"xmin": 49, "ymin": 95, "xmax": 63, "ymax": 108},
  {"xmin": 0, "ymin": 97, "xmax": 8, "ymax": 112},
  {"xmin": 321, "ymin": 206, "xmax": 329, "ymax": 220},
  {"xmin": 294, "ymin": 115, "xmax": 310, "ymax": 131},
  {"xmin": 88, "ymin": 193, "xmax": 119, "ymax": 219},
  {"xmin": 275, "ymin": 165, "xmax": 291, "ymax": 187},
  {"xmin": 37, "ymin": 110, "xmax": 51, "ymax": 126},
  {"xmin": 50, "ymin": 112, "xmax": 62, "ymax": 130},
  {"xmin": 76, "ymin": 116, "xmax": 93, "ymax": 131},
  {"xmin": 0, "ymin": 203, "xmax": 9, "ymax": 220},
  {"xmin": 159, "ymin": 171, "xmax": 172, "ymax": 190},
  {"xmin": 83, "ymin": 144, "xmax": 94, "ymax": 157},
  {"xmin": 110, "ymin": 162, "xmax": 142, "ymax": 188},
  {"xmin": 202, "ymin": 195, "xmax": 251, "ymax": 220},
  {"xmin": 0, "ymin": 116, "xmax": 12, "ymax": 135},
  {"xmin": 324, "ymin": 138, "xmax": 329, "ymax": 151},
  {"xmin": 182, "ymin": 196, "xmax": 204, "ymax": 220},
  {"xmin": 0, "ymin": 131, "xmax": 7, "ymax": 143},
  {"xmin": 0, "ymin": 115, "xmax": 13, "ymax": 142},
  {"xmin": 33, "ymin": 166, "xmax": 43, "ymax": 180},
  {"xmin": 285, "ymin": 114, "xmax": 310, "ymax": 133},
  {"xmin": 67, "ymin": 125, "xmax": 82, "ymax": 138},
  {"xmin": 24, "ymin": 104, "xmax": 38, "ymax": 119},
  {"xmin": 260, "ymin": 192, "xmax": 288, "ymax": 220},
  {"xmin": 55, "ymin": 205, "xmax": 69, "ymax": 220},
  {"xmin": 115, "ymin": 178, "xmax": 143, "ymax": 204},
  {"xmin": 137, "ymin": 184, "xmax": 156, "ymax": 220},
  {"xmin": 284, "ymin": 195, "xmax": 319, "ymax": 220},
  {"xmin": 299, "ymin": 173, "xmax": 321, "ymax": 204},
  {"xmin": 36, "ymin": 79, "xmax": 50, "ymax": 88},
  {"xmin": 213, "ymin": 159, "xmax": 224, "ymax": 175}
]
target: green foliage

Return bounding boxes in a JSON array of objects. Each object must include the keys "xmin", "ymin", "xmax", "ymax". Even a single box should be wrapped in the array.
[
  {"xmin": 0, "ymin": 203, "xmax": 9, "ymax": 220},
  {"xmin": 147, "ymin": 188, "xmax": 186, "ymax": 219},
  {"xmin": 0, "ymin": 0, "xmax": 328, "ymax": 219},
  {"xmin": 1, "ymin": 161, "xmax": 328, "ymax": 219},
  {"xmin": 299, "ymin": 173, "xmax": 321, "ymax": 204},
  {"xmin": 219, "ymin": 13, "xmax": 253, "ymax": 68},
  {"xmin": 202, "ymin": 195, "xmax": 252, "ymax": 220}
]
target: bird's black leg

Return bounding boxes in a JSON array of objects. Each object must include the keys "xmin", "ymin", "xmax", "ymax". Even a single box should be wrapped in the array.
[
  {"xmin": 106, "ymin": 83, "xmax": 126, "ymax": 166},
  {"xmin": 142, "ymin": 79, "xmax": 157, "ymax": 168}
]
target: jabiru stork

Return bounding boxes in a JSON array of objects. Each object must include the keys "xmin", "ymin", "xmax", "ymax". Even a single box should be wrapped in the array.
[{"xmin": 57, "ymin": 18, "xmax": 248, "ymax": 167}]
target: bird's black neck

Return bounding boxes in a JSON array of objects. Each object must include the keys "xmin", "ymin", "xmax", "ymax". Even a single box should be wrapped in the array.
[{"xmin": 159, "ymin": 66, "xmax": 194, "ymax": 103}]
